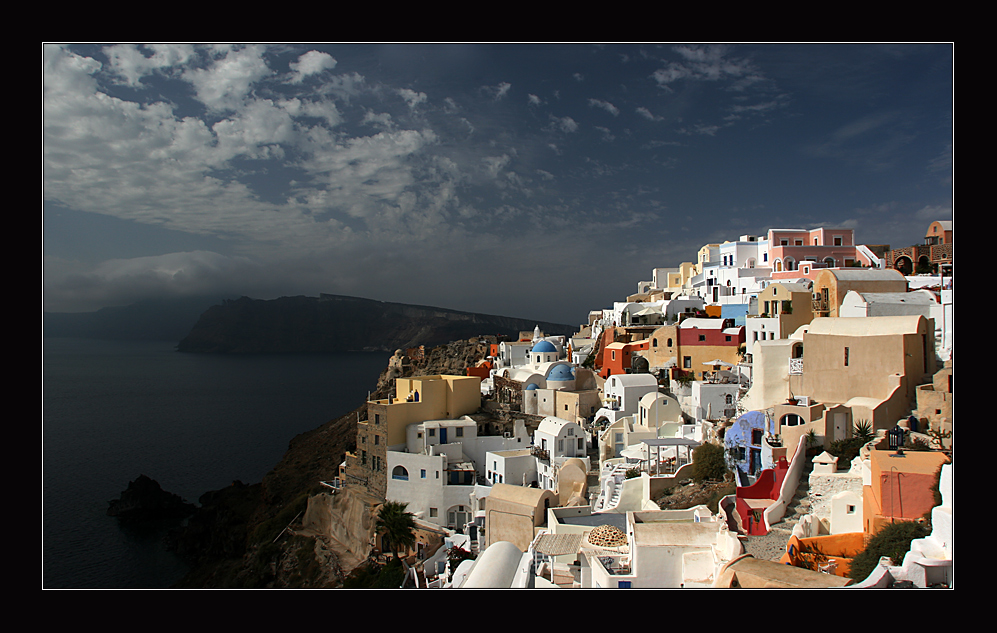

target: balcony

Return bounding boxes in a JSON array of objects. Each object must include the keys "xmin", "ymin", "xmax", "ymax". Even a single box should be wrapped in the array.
[
  {"xmin": 812, "ymin": 297, "xmax": 829, "ymax": 313},
  {"xmin": 531, "ymin": 446, "xmax": 550, "ymax": 462}
]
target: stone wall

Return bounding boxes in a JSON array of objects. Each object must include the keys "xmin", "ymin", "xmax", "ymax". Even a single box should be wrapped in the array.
[{"xmin": 807, "ymin": 467, "xmax": 863, "ymax": 531}]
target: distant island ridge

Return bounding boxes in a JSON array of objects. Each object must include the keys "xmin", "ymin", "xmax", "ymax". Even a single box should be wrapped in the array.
[{"xmin": 45, "ymin": 293, "xmax": 576, "ymax": 353}]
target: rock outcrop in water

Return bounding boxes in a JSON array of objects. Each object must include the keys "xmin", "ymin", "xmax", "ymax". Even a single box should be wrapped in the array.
[{"xmin": 107, "ymin": 475, "xmax": 196, "ymax": 522}]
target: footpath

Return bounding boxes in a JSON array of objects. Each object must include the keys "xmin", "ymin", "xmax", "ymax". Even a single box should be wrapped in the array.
[{"xmin": 741, "ymin": 459, "xmax": 814, "ymax": 561}]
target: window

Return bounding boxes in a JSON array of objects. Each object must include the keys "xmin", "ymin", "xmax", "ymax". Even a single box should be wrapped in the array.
[
  {"xmin": 375, "ymin": 414, "xmax": 380, "ymax": 425},
  {"xmin": 653, "ymin": 338, "xmax": 658, "ymax": 347},
  {"xmin": 430, "ymin": 508, "xmax": 438, "ymax": 518},
  {"xmin": 612, "ymin": 351, "xmax": 616, "ymax": 361},
  {"xmin": 834, "ymin": 236, "xmax": 842, "ymax": 246},
  {"xmin": 684, "ymin": 357, "xmax": 691, "ymax": 369},
  {"xmin": 361, "ymin": 450, "xmax": 367, "ymax": 465},
  {"xmin": 421, "ymin": 469, "xmax": 426, "ymax": 479},
  {"xmin": 847, "ymin": 505, "xmax": 856, "ymax": 514},
  {"xmin": 392, "ymin": 465, "xmax": 409, "ymax": 481},
  {"xmin": 374, "ymin": 434, "xmax": 380, "ymax": 445},
  {"xmin": 567, "ymin": 427, "xmax": 574, "ymax": 436},
  {"xmin": 667, "ymin": 338, "xmax": 673, "ymax": 347},
  {"xmin": 844, "ymin": 347, "xmax": 850, "ymax": 366},
  {"xmin": 456, "ymin": 427, "xmax": 463, "ymax": 437},
  {"xmin": 565, "ymin": 404, "xmax": 569, "ymax": 411},
  {"xmin": 752, "ymin": 429, "xmax": 763, "ymax": 445},
  {"xmin": 558, "ymin": 439, "xmax": 564, "ymax": 452},
  {"xmin": 726, "ymin": 335, "xmax": 732, "ymax": 342},
  {"xmin": 795, "ymin": 239, "xmax": 803, "ymax": 246},
  {"xmin": 699, "ymin": 335, "xmax": 706, "ymax": 341},
  {"xmin": 429, "ymin": 428, "xmax": 435, "ymax": 437},
  {"xmin": 577, "ymin": 437, "xmax": 584, "ymax": 450}
]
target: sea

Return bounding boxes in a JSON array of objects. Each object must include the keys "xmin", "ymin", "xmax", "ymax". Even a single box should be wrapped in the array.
[{"xmin": 43, "ymin": 338, "xmax": 390, "ymax": 589}]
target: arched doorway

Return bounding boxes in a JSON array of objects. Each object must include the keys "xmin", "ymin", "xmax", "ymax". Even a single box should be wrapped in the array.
[{"xmin": 894, "ymin": 256, "xmax": 913, "ymax": 275}]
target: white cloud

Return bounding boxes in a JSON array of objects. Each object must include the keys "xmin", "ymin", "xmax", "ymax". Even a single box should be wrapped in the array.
[
  {"xmin": 397, "ymin": 88, "xmax": 428, "ymax": 109},
  {"xmin": 652, "ymin": 44, "xmax": 756, "ymax": 88},
  {"xmin": 289, "ymin": 50, "xmax": 337, "ymax": 83},
  {"xmin": 482, "ymin": 154, "xmax": 511, "ymax": 179},
  {"xmin": 588, "ymin": 98, "xmax": 619, "ymax": 116},
  {"xmin": 551, "ymin": 115, "xmax": 578, "ymax": 133},
  {"xmin": 483, "ymin": 82, "xmax": 511, "ymax": 100},
  {"xmin": 635, "ymin": 106, "xmax": 662, "ymax": 122},
  {"xmin": 211, "ymin": 99, "xmax": 297, "ymax": 160},
  {"xmin": 104, "ymin": 44, "xmax": 196, "ymax": 86},
  {"xmin": 183, "ymin": 46, "xmax": 273, "ymax": 112},
  {"xmin": 44, "ymin": 251, "xmax": 261, "ymax": 312},
  {"xmin": 528, "ymin": 94, "xmax": 542, "ymax": 106},
  {"xmin": 361, "ymin": 109, "xmax": 395, "ymax": 130}
]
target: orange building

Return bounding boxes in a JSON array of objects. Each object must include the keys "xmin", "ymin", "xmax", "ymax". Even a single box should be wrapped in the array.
[
  {"xmin": 600, "ymin": 339, "xmax": 650, "ymax": 378},
  {"xmin": 863, "ymin": 449, "xmax": 948, "ymax": 536}
]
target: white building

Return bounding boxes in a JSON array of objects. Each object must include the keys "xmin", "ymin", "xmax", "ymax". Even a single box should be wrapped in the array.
[
  {"xmin": 594, "ymin": 373, "xmax": 659, "ymax": 428},
  {"xmin": 533, "ymin": 416, "xmax": 588, "ymax": 492},
  {"xmin": 578, "ymin": 507, "xmax": 744, "ymax": 588},
  {"xmin": 387, "ymin": 417, "xmax": 530, "ymax": 531}
]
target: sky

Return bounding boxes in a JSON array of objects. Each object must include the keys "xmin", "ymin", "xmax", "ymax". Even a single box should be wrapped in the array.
[{"xmin": 43, "ymin": 43, "xmax": 953, "ymax": 325}]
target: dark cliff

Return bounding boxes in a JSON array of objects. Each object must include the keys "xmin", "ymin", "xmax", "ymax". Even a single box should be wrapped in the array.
[{"xmin": 176, "ymin": 294, "xmax": 574, "ymax": 353}]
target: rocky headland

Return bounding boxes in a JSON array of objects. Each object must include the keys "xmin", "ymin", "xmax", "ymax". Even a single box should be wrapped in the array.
[{"xmin": 168, "ymin": 337, "xmax": 495, "ymax": 588}]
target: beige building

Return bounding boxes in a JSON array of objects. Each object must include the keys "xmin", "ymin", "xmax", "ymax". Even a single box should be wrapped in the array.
[
  {"xmin": 484, "ymin": 483, "xmax": 558, "ymax": 552},
  {"xmin": 812, "ymin": 268, "xmax": 908, "ymax": 318},
  {"xmin": 791, "ymin": 315, "xmax": 936, "ymax": 432},
  {"xmin": 344, "ymin": 375, "xmax": 481, "ymax": 497},
  {"xmin": 914, "ymin": 365, "xmax": 953, "ymax": 446},
  {"xmin": 748, "ymin": 282, "xmax": 814, "ymax": 341}
]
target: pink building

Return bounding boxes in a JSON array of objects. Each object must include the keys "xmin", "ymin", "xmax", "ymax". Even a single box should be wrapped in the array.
[{"xmin": 767, "ymin": 228, "xmax": 875, "ymax": 274}]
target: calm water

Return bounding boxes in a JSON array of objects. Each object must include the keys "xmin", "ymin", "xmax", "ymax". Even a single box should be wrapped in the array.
[{"xmin": 43, "ymin": 338, "xmax": 389, "ymax": 588}]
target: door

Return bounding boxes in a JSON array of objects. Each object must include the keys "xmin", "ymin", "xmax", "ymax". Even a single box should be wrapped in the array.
[
  {"xmin": 834, "ymin": 412, "xmax": 847, "ymax": 441},
  {"xmin": 440, "ymin": 428, "xmax": 447, "ymax": 443}
]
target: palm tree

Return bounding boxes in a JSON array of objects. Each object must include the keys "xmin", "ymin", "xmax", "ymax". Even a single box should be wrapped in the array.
[{"xmin": 375, "ymin": 500, "xmax": 417, "ymax": 561}]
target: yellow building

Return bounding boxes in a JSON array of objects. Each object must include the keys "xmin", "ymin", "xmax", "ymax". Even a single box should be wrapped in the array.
[
  {"xmin": 752, "ymin": 282, "xmax": 814, "ymax": 338},
  {"xmin": 345, "ymin": 375, "xmax": 481, "ymax": 497}
]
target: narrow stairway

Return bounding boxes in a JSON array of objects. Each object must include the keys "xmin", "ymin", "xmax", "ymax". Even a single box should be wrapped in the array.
[{"xmin": 742, "ymin": 458, "xmax": 814, "ymax": 561}]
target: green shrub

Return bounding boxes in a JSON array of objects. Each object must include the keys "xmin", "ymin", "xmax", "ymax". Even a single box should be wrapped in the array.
[
  {"xmin": 849, "ymin": 521, "xmax": 931, "ymax": 581},
  {"xmin": 904, "ymin": 436, "xmax": 931, "ymax": 451},
  {"xmin": 827, "ymin": 436, "xmax": 868, "ymax": 471},
  {"xmin": 625, "ymin": 467, "xmax": 641, "ymax": 479},
  {"xmin": 692, "ymin": 442, "xmax": 728, "ymax": 482},
  {"xmin": 343, "ymin": 558, "xmax": 407, "ymax": 589},
  {"xmin": 853, "ymin": 420, "xmax": 874, "ymax": 442}
]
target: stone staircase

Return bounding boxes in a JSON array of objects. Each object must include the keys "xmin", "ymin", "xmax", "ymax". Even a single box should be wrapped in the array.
[{"xmin": 743, "ymin": 459, "xmax": 814, "ymax": 561}]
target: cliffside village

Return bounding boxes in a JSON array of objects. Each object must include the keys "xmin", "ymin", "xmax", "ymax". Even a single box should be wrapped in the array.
[{"xmin": 316, "ymin": 221, "xmax": 954, "ymax": 589}]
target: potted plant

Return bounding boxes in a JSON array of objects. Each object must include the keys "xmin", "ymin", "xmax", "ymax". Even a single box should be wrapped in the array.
[
  {"xmin": 805, "ymin": 429, "xmax": 821, "ymax": 456},
  {"xmin": 787, "ymin": 391, "xmax": 798, "ymax": 406}
]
